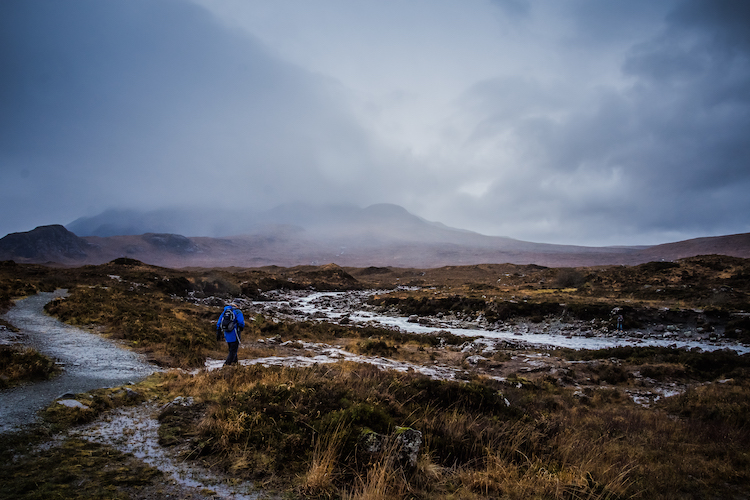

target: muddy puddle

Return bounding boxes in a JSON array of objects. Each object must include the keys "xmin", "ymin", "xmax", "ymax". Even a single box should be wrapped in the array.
[{"xmin": 0, "ymin": 290, "xmax": 157, "ymax": 433}]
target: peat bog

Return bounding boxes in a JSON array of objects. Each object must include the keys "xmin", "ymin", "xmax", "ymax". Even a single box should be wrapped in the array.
[{"xmin": 1, "ymin": 256, "xmax": 749, "ymax": 499}]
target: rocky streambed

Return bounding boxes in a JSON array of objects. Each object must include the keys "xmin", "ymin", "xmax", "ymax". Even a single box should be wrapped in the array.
[{"xmin": 203, "ymin": 289, "xmax": 750, "ymax": 354}]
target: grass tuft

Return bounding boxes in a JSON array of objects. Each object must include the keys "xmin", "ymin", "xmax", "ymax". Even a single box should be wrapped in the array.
[{"xmin": 0, "ymin": 345, "xmax": 60, "ymax": 388}]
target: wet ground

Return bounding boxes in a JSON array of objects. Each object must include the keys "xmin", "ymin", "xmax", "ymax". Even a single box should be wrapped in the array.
[
  {"xmin": 2, "ymin": 292, "xmax": 275, "ymax": 498},
  {"xmin": 67, "ymin": 400, "xmax": 272, "ymax": 499},
  {"xmin": 218, "ymin": 289, "xmax": 750, "ymax": 354},
  {"xmin": 0, "ymin": 290, "xmax": 156, "ymax": 433},
  {"xmin": 2, "ymin": 288, "xmax": 746, "ymax": 497},
  {"xmin": 197, "ymin": 289, "xmax": 748, "ymax": 409}
]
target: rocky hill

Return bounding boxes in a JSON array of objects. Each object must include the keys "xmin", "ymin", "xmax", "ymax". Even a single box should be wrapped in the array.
[{"xmin": 0, "ymin": 225, "xmax": 91, "ymax": 263}]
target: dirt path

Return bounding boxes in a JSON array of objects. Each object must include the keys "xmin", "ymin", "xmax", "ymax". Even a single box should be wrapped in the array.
[
  {"xmin": 0, "ymin": 291, "xmax": 157, "ymax": 433},
  {"xmin": 68, "ymin": 401, "xmax": 272, "ymax": 499}
]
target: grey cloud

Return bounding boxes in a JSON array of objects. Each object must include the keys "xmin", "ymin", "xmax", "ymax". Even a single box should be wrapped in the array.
[
  {"xmin": 489, "ymin": 0, "xmax": 530, "ymax": 19},
  {"xmin": 565, "ymin": 1, "xmax": 675, "ymax": 45},
  {"xmin": 0, "ymin": 0, "xmax": 381, "ymax": 235},
  {"xmin": 445, "ymin": 0, "xmax": 750, "ymax": 245},
  {"xmin": 2, "ymin": 0, "xmax": 748, "ymax": 247},
  {"xmin": 669, "ymin": 0, "xmax": 750, "ymax": 50}
]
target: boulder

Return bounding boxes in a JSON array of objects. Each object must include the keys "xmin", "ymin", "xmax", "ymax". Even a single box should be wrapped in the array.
[
  {"xmin": 394, "ymin": 427, "xmax": 423, "ymax": 468},
  {"xmin": 359, "ymin": 426, "xmax": 423, "ymax": 469}
]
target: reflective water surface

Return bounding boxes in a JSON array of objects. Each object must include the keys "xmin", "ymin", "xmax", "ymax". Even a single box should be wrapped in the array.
[{"xmin": 1, "ymin": 290, "xmax": 157, "ymax": 433}]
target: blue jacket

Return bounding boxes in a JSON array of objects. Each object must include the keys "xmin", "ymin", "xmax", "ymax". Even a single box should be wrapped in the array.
[{"xmin": 217, "ymin": 306, "xmax": 245, "ymax": 343}]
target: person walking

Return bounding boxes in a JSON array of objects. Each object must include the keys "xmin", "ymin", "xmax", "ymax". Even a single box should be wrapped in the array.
[{"xmin": 217, "ymin": 302, "xmax": 245, "ymax": 366}]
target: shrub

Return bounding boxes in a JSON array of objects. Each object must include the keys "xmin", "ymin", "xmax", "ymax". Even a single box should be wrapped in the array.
[{"xmin": 552, "ymin": 268, "xmax": 587, "ymax": 288}]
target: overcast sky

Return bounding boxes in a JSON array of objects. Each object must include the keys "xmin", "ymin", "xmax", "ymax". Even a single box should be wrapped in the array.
[{"xmin": 2, "ymin": 0, "xmax": 749, "ymax": 246}]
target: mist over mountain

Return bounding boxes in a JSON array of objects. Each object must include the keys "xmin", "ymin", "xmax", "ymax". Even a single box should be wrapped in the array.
[
  {"xmin": 65, "ymin": 203, "xmax": 628, "ymax": 255},
  {"xmin": 67, "ymin": 204, "xmax": 477, "ymax": 242},
  {"xmin": 2, "ymin": 203, "xmax": 748, "ymax": 268},
  {"xmin": 66, "ymin": 207, "xmax": 261, "ymax": 238}
]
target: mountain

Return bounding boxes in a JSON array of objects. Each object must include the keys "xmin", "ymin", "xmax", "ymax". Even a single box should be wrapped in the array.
[
  {"xmin": 636, "ymin": 233, "xmax": 750, "ymax": 262},
  {"xmin": 2, "ymin": 204, "xmax": 749, "ymax": 268},
  {"xmin": 0, "ymin": 225, "xmax": 91, "ymax": 263}
]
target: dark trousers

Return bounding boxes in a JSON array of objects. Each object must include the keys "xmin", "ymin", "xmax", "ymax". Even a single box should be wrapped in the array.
[{"xmin": 225, "ymin": 340, "xmax": 239, "ymax": 365}]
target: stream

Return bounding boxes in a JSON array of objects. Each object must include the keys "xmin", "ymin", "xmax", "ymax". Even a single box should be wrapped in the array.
[
  {"xmin": 0, "ymin": 290, "xmax": 156, "ymax": 433},
  {"xmin": 2, "ymin": 288, "xmax": 747, "ymax": 497},
  {"xmin": 240, "ymin": 290, "xmax": 750, "ymax": 354}
]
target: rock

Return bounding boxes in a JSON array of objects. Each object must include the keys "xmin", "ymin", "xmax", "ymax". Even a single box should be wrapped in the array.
[
  {"xmin": 171, "ymin": 395, "xmax": 194, "ymax": 406},
  {"xmin": 466, "ymin": 355, "xmax": 487, "ymax": 365},
  {"xmin": 360, "ymin": 428, "xmax": 383, "ymax": 454},
  {"xmin": 460, "ymin": 342, "xmax": 476, "ymax": 353},
  {"xmin": 394, "ymin": 427, "xmax": 422, "ymax": 469},
  {"xmin": 160, "ymin": 395, "xmax": 194, "ymax": 413},
  {"xmin": 359, "ymin": 427, "xmax": 423, "ymax": 469},
  {"xmin": 57, "ymin": 399, "xmax": 90, "ymax": 409}
]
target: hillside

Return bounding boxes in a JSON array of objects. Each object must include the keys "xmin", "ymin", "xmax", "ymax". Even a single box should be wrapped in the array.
[{"xmin": 1, "ymin": 204, "xmax": 749, "ymax": 268}]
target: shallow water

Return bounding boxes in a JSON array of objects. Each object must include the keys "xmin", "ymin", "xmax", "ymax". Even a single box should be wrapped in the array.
[
  {"xmin": 258, "ymin": 290, "xmax": 750, "ymax": 354},
  {"xmin": 0, "ymin": 290, "xmax": 157, "ymax": 433}
]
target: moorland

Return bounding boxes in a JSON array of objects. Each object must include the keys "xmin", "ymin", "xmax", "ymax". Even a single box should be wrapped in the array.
[{"xmin": 1, "ymin": 255, "xmax": 750, "ymax": 499}]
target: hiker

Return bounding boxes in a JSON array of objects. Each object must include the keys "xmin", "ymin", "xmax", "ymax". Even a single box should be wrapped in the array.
[
  {"xmin": 216, "ymin": 302, "xmax": 245, "ymax": 366},
  {"xmin": 617, "ymin": 314, "xmax": 624, "ymax": 331}
]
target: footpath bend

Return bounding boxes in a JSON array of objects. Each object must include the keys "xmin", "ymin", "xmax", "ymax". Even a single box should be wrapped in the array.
[{"xmin": 0, "ymin": 290, "xmax": 156, "ymax": 433}]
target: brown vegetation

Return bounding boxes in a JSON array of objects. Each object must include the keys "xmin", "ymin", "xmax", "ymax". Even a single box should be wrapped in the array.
[
  {"xmin": 141, "ymin": 360, "xmax": 750, "ymax": 499},
  {"xmin": 1, "ymin": 255, "xmax": 750, "ymax": 498},
  {"xmin": 0, "ymin": 346, "xmax": 59, "ymax": 389}
]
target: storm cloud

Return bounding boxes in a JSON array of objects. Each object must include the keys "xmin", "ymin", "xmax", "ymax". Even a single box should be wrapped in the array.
[{"xmin": 1, "ymin": 0, "xmax": 749, "ymax": 245}]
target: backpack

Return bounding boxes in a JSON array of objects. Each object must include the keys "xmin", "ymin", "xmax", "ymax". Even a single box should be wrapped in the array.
[{"xmin": 220, "ymin": 308, "xmax": 237, "ymax": 333}]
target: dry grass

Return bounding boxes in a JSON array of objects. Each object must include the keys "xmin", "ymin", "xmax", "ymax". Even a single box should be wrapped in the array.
[
  {"xmin": 0, "ymin": 345, "xmax": 60, "ymax": 388},
  {"xmin": 144, "ymin": 359, "xmax": 750, "ymax": 499},
  {"xmin": 44, "ymin": 285, "xmax": 217, "ymax": 367},
  {"xmin": 3, "ymin": 259, "xmax": 750, "ymax": 498},
  {"xmin": 299, "ymin": 421, "xmax": 348, "ymax": 497}
]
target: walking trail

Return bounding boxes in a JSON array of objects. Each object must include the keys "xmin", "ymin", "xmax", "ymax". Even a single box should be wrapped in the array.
[{"xmin": 0, "ymin": 290, "xmax": 156, "ymax": 433}]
